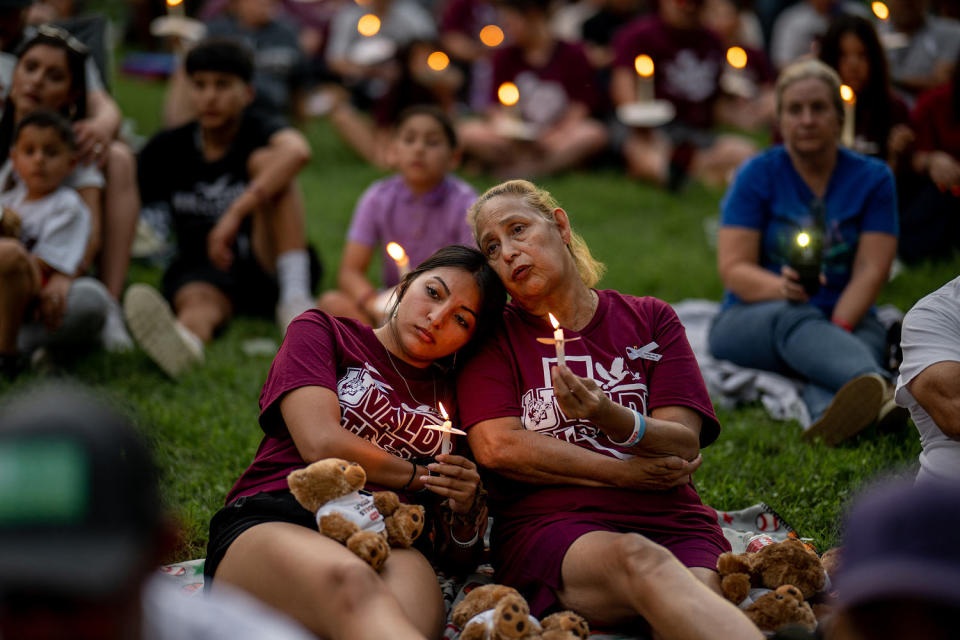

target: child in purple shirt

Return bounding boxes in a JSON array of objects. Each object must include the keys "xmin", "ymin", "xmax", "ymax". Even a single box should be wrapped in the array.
[{"xmin": 317, "ymin": 106, "xmax": 477, "ymax": 326}]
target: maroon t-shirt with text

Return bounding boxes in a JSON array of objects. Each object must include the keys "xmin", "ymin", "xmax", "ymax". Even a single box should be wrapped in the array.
[
  {"xmin": 456, "ymin": 290, "xmax": 720, "ymax": 517},
  {"xmin": 226, "ymin": 310, "xmax": 454, "ymax": 504}
]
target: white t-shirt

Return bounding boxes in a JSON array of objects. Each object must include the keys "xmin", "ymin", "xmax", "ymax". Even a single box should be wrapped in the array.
[
  {"xmin": 142, "ymin": 576, "xmax": 314, "ymax": 640},
  {"xmin": 0, "ymin": 180, "xmax": 90, "ymax": 275},
  {"xmin": 895, "ymin": 276, "xmax": 960, "ymax": 484},
  {"xmin": 313, "ymin": 490, "xmax": 386, "ymax": 534}
]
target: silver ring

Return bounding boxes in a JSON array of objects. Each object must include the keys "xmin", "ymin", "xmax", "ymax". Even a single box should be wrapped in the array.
[{"xmin": 93, "ymin": 143, "xmax": 104, "ymax": 154}]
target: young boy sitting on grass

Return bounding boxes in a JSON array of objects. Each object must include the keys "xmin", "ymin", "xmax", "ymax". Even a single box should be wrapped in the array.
[
  {"xmin": 316, "ymin": 105, "xmax": 476, "ymax": 326},
  {"xmin": 126, "ymin": 37, "xmax": 318, "ymax": 379},
  {"xmin": 0, "ymin": 109, "xmax": 111, "ymax": 378}
]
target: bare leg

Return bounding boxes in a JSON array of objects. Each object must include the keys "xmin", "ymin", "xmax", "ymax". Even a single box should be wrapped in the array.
[
  {"xmin": 0, "ymin": 240, "xmax": 40, "ymax": 353},
  {"xmin": 172, "ymin": 282, "xmax": 232, "ymax": 343},
  {"xmin": 380, "ymin": 548, "xmax": 446, "ymax": 639},
  {"xmin": 556, "ymin": 531, "xmax": 761, "ymax": 640},
  {"xmin": 457, "ymin": 118, "xmax": 515, "ymax": 172},
  {"xmin": 99, "ymin": 141, "xmax": 139, "ymax": 299},
  {"xmin": 328, "ymin": 104, "xmax": 394, "ymax": 169},
  {"xmin": 214, "ymin": 522, "xmax": 431, "ymax": 640},
  {"xmin": 623, "ymin": 129, "xmax": 671, "ymax": 186},
  {"xmin": 317, "ymin": 289, "xmax": 371, "ymax": 324},
  {"xmin": 248, "ymin": 150, "xmax": 309, "ymax": 272},
  {"xmin": 690, "ymin": 135, "xmax": 756, "ymax": 187},
  {"xmin": 534, "ymin": 118, "xmax": 609, "ymax": 176}
]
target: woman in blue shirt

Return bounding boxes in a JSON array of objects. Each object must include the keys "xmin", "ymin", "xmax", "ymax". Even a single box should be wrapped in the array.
[{"xmin": 708, "ymin": 59, "xmax": 901, "ymax": 445}]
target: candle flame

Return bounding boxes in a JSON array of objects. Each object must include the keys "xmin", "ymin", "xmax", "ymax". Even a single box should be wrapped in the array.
[
  {"xmin": 167, "ymin": 0, "xmax": 184, "ymax": 5},
  {"xmin": 357, "ymin": 13, "xmax": 381, "ymax": 37},
  {"xmin": 634, "ymin": 55, "xmax": 654, "ymax": 78},
  {"xmin": 479, "ymin": 24, "xmax": 504, "ymax": 48},
  {"xmin": 438, "ymin": 401, "xmax": 449, "ymax": 420},
  {"xmin": 840, "ymin": 84, "xmax": 856, "ymax": 104},
  {"xmin": 797, "ymin": 232, "xmax": 810, "ymax": 248},
  {"xmin": 548, "ymin": 313, "xmax": 559, "ymax": 330},
  {"xmin": 498, "ymin": 82, "xmax": 520, "ymax": 107},
  {"xmin": 871, "ymin": 1, "xmax": 889, "ymax": 20},
  {"xmin": 726, "ymin": 46, "xmax": 748, "ymax": 69},
  {"xmin": 386, "ymin": 242, "xmax": 406, "ymax": 262},
  {"xmin": 427, "ymin": 51, "xmax": 449, "ymax": 71}
]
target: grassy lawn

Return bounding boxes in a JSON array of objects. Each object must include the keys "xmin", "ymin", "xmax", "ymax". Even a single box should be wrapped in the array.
[{"xmin": 2, "ymin": 73, "xmax": 958, "ymax": 562}]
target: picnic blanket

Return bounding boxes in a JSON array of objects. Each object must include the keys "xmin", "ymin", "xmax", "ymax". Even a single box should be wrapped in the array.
[
  {"xmin": 158, "ymin": 503, "xmax": 808, "ymax": 639},
  {"xmin": 673, "ymin": 299, "xmax": 903, "ymax": 429}
]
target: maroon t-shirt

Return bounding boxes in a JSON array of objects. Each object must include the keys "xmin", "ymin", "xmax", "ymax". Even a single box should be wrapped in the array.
[
  {"xmin": 226, "ymin": 310, "xmax": 455, "ymax": 504},
  {"xmin": 612, "ymin": 15, "xmax": 725, "ymax": 129},
  {"xmin": 440, "ymin": 0, "xmax": 495, "ymax": 36},
  {"xmin": 912, "ymin": 83, "xmax": 960, "ymax": 159},
  {"xmin": 456, "ymin": 290, "xmax": 720, "ymax": 515},
  {"xmin": 490, "ymin": 41, "xmax": 604, "ymax": 123}
]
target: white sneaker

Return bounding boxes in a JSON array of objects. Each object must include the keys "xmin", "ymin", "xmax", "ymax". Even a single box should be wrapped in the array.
[
  {"xmin": 124, "ymin": 284, "xmax": 203, "ymax": 378},
  {"xmin": 276, "ymin": 296, "xmax": 315, "ymax": 334},
  {"xmin": 101, "ymin": 296, "xmax": 134, "ymax": 353}
]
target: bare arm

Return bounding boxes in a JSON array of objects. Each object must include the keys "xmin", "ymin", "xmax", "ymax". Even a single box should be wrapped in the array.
[
  {"xmin": 717, "ymin": 226, "xmax": 786, "ymax": 302},
  {"xmin": 207, "ymin": 128, "xmax": 312, "ymax": 269},
  {"xmin": 610, "ymin": 66, "xmax": 635, "ymax": 108},
  {"xmin": 551, "ymin": 364, "xmax": 701, "ymax": 460},
  {"xmin": 467, "ymin": 415, "xmax": 700, "ymax": 491},
  {"xmin": 337, "ymin": 241, "xmax": 376, "ymax": 303},
  {"xmin": 76, "ymin": 186, "xmax": 102, "ymax": 274},
  {"xmin": 830, "ymin": 232, "xmax": 896, "ymax": 328},
  {"xmin": 74, "ymin": 89, "xmax": 122, "ymax": 165},
  {"xmin": 907, "ymin": 361, "xmax": 960, "ymax": 439},
  {"xmin": 283, "ymin": 385, "xmax": 427, "ymax": 489}
]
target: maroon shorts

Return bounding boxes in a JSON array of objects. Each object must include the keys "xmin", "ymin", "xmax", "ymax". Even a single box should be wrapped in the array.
[{"xmin": 489, "ymin": 485, "xmax": 729, "ymax": 617}]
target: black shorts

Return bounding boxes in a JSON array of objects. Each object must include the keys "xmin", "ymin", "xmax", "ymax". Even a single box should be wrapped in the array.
[
  {"xmin": 162, "ymin": 243, "xmax": 322, "ymax": 318},
  {"xmin": 205, "ymin": 491, "xmax": 316, "ymax": 587}
]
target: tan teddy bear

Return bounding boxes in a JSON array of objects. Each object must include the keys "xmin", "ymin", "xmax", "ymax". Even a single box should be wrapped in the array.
[
  {"xmin": 717, "ymin": 538, "xmax": 826, "ymax": 603},
  {"xmin": 717, "ymin": 538, "xmax": 827, "ymax": 633},
  {"xmin": 451, "ymin": 583, "xmax": 590, "ymax": 640},
  {"xmin": 0, "ymin": 206, "xmax": 22, "ymax": 239},
  {"xmin": 743, "ymin": 585, "xmax": 817, "ymax": 633},
  {"xmin": 287, "ymin": 458, "xmax": 425, "ymax": 571}
]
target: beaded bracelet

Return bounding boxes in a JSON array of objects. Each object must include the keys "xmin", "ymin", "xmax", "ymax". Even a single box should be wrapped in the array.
[
  {"xmin": 609, "ymin": 409, "xmax": 646, "ymax": 448},
  {"xmin": 449, "ymin": 526, "xmax": 482, "ymax": 548}
]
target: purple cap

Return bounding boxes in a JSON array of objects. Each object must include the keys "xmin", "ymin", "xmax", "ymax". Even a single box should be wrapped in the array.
[{"xmin": 836, "ymin": 478, "xmax": 960, "ymax": 609}]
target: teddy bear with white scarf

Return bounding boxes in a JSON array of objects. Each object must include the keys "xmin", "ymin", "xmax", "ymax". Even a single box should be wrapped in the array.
[{"xmin": 287, "ymin": 458, "xmax": 426, "ymax": 571}]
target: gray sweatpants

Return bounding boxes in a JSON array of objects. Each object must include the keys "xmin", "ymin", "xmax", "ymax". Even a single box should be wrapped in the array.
[{"xmin": 17, "ymin": 277, "xmax": 110, "ymax": 354}]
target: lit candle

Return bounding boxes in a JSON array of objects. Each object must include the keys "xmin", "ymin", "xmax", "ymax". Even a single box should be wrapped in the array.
[
  {"xmin": 726, "ymin": 46, "xmax": 747, "ymax": 71},
  {"xmin": 166, "ymin": 0, "xmax": 184, "ymax": 17},
  {"xmin": 634, "ymin": 55, "xmax": 654, "ymax": 103},
  {"xmin": 498, "ymin": 81, "xmax": 520, "ymax": 112},
  {"xmin": 549, "ymin": 313, "xmax": 565, "ymax": 366},
  {"xmin": 479, "ymin": 24, "xmax": 504, "ymax": 48},
  {"xmin": 840, "ymin": 84, "xmax": 856, "ymax": 147},
  {"xmin": 871, "ymin": 2, "xmax": 889, "ymax": 21},
  {"xmin": 438, "ymin": 401, "xmax": 453, "ymax": 455},
  {"xmin": 386, "ymin": 242, "xmax": 410, "ymax": 278},
  {"xmin": 423, "ymin": 402, "xmax": 467, "ymax": 455},
  {"xmin": 535, "ymin": 313, "xmax": 582, "ymax": 366},
  {"xmin": 357, "ymin": 13, "xmax": 381, "ymax": 37},
  {"xmin": 427, "ymin": 50, "xmax": 449, "ymax": 72}
]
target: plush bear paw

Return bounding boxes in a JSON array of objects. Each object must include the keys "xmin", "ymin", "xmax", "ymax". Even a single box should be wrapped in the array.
[{"xmin": 346, "ymin": 530, "xmax": 390, "ymax": 571}]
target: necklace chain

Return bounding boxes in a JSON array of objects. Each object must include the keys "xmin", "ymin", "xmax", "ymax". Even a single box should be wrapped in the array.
[{"xmin": 383, "ymin": 347, "xmax": 437, "ymax": 409}]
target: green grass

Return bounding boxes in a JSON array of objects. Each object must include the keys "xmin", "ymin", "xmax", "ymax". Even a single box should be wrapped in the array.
[{"xmin": 2, "ymin": 73, "xmax": 957, "ymax": 562}]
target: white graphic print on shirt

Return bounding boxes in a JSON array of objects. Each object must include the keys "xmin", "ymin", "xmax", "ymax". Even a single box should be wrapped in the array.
[
  {"xmin": 521, "ymin": 354, "xmax": 648, "ymax": 460},
  {"xmin": 336, "ymin": 365, "xmax": 447, "ymax": 457}
]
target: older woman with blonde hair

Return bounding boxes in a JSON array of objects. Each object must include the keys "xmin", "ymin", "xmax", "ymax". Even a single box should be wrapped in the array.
[
  {"xmin": 456, "ymin": 179, "xmax": 761, "ymax": 640},
  {"xmin": 708, "ymin": 58, "xmax": 901, "ymax": 446}
]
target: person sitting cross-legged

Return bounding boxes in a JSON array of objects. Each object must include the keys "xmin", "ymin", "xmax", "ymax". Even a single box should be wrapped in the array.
[{"xmin": 125, "ymin": 36, "xmax": 318, "ymax": 379}]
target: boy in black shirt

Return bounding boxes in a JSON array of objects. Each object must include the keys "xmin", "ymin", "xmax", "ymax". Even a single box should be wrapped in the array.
[{"xmin": 126, "ymin": 37, "xmax": 316, "ymax": 378}]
